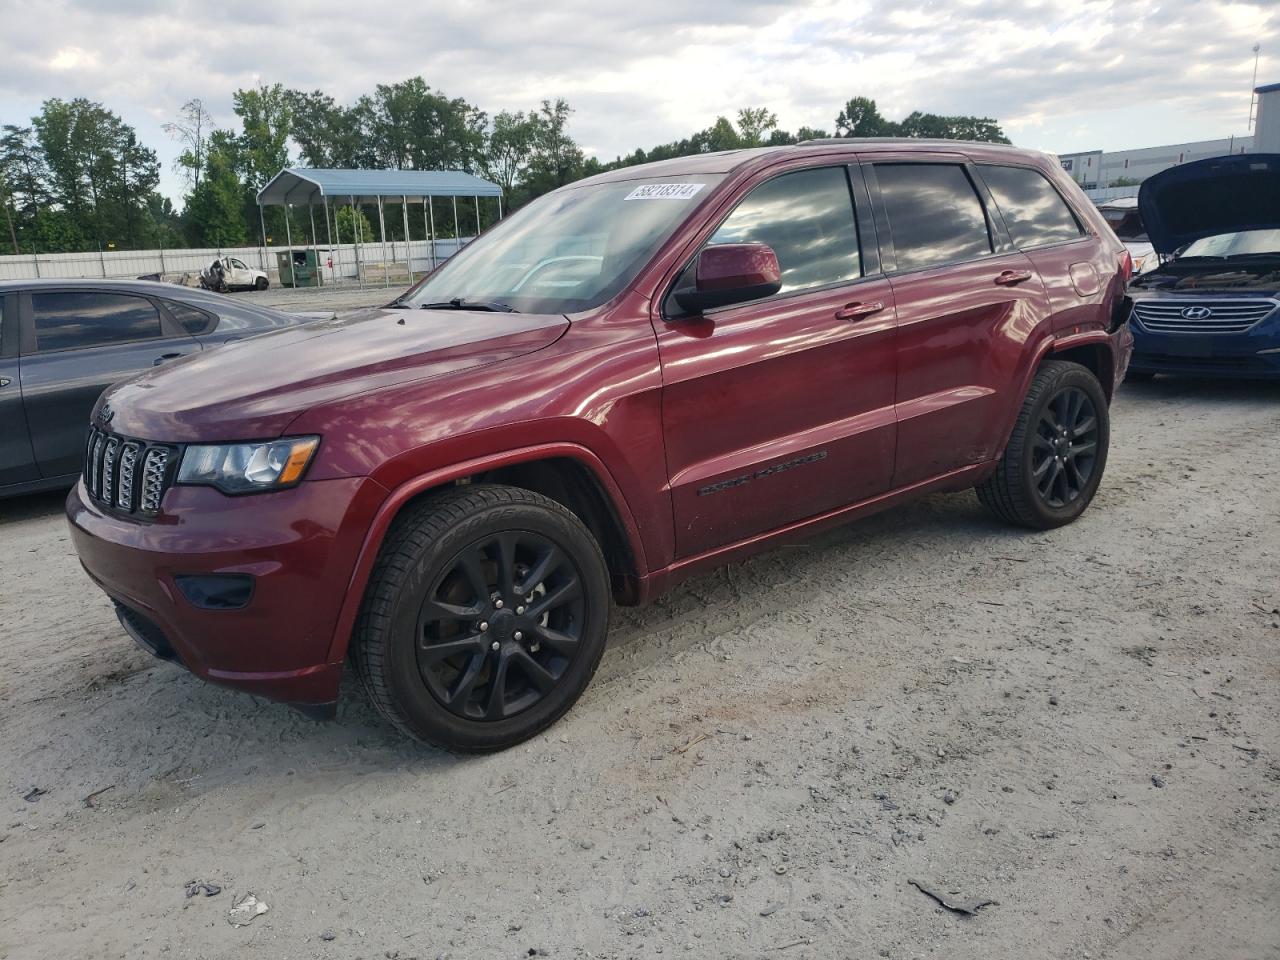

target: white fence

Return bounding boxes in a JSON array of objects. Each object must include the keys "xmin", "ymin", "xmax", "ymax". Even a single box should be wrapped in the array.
[{"xmin": 0, "ymin": 237, "xmax": 472, "ymax": 285}]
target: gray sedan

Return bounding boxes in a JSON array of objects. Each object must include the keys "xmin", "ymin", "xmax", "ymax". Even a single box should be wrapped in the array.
[{"xmin": 0, "ymin": 280, "xmax": 332, "ymax": 497}]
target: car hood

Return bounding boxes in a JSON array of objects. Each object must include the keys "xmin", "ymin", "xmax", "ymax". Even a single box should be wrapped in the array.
[
  {"xmin": 1138, "ymin": 153, "xmax": 1280, "ymax": 254},
  {"xmin": 99, "ymin": 307, "xmax": 569, "ymax": 442}
]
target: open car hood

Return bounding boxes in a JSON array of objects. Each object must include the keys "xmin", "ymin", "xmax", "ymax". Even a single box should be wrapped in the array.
[{"xmin": 1138, "ymin": 153, "xmax": 1280, "ymax": 254}]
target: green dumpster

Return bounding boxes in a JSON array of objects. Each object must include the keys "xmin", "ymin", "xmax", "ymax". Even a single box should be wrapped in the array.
[{"xmin": 275, "ymin": 249, "xmax": 323, "ymax": 287}]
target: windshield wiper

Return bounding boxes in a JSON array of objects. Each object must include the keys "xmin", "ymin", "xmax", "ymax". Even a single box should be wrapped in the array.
[{"xmin": 420, "ymin": 297, "xmax": 518, "ymax": 313}]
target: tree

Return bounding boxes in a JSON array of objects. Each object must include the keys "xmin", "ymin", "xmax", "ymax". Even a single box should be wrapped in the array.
[
  {"xmin": 0, "ymin": 125, "xmax": 47, "ymax": 254},
  {"xmin": 357, "ymin": 77, "xmax": 487, "ymax": 172},
  {"xmin": 333, "ymin": 204, "xmax": 373, "ymax": 244},
  {"xmin": 833, "ymin": 95, "xmax": 1010, "ymax": 143},
  {"xmin": 482, "ymin": 110, "xmax": 537, "ymax": 195},
  {"xmin": 231, "ymin": 83, "xmax": 292, "ymax": 191},
  {"xmin": 163, "ymin": 98, "xmax": 214, "ymax": 191},
  {"xmin": 182, "ymin": 132, "xmax": 247, "ymax": 247},
  {"xmin": 285, "ymin": 89, "xmax": 363, "ymax": 167},
  {"xmin": 835, "ymin": 97, "xmax": 894, "ymax": 138},
  {"xmin": 736, "ymin": 107, "xmax": 779, "ymax": 147},
  {"xmin": 521, "ymin": 99, "xmax": 584, "ymax": 198},
  {"xmin": 30, "ymin": 98, "xmax": 160, "ymax": 249}
]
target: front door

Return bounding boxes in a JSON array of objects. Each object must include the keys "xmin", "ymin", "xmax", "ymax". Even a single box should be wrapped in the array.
[
  {"xmin": 656, "ymin": 164, "xmax": 898, "ymax": 559},
  {"xmin": 0, "ymin": 294, "xmax": 38, "ymax": 488},
  {"xmin": 18, "ymin": 289, "xmax": 202, "ymax": 478},
  {"xmin": 864, "ymin": 159, "xmax": 1051, "ymax": 488}
]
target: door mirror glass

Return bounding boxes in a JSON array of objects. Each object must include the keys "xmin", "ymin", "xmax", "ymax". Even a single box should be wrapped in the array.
[{"xmin": 674, "ymin": 243, "xmax": 782, "ymax": 314}]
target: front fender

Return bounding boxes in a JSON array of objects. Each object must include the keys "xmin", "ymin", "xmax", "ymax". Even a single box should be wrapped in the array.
[{"xmin": 323, "ymin": 441, "xmax": 650, "ymax": 665}]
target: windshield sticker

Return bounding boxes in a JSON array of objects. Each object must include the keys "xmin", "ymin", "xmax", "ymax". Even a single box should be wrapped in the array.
[{"xmin": 624, "ymin": 183, "xmax": 706, "ymax": 201}]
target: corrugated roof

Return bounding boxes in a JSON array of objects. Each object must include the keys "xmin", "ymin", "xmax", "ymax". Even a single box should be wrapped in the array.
[{"xmin": 257, "ymin": 168, "xmax": 503, "ymax": 204}]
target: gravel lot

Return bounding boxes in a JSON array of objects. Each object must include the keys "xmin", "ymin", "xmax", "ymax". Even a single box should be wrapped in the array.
[{"xmin": 1, "ymin": 376, "xmax": 1277, "ymax": 960}]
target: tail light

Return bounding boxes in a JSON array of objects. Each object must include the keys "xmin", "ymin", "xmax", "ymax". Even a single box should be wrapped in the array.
[{"xmin": 1119, "ymin": 249, "xmax": 1133, "ymax": 283}]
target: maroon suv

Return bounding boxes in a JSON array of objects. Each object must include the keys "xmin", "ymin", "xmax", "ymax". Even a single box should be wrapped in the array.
[{"xmin": 68, "ymin": 140, "xmax": 1133, "ymax": 750}]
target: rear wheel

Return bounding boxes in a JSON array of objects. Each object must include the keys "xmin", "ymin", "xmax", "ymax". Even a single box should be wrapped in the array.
[
  {"xmin": 977, "ymin": 360, "xmax": 1110, "ymax": 529},
  {"xmin": 353, "ymin": 484, "xmax": 610, "ymax": 751}
]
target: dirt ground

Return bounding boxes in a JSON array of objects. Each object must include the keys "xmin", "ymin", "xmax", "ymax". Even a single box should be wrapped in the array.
[{"xmin": 1, "ymin": 377, "xmax": 1277, "ymax": 960}]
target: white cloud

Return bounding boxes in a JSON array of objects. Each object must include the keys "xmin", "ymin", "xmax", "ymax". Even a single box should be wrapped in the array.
[{"xmin": 0, "ymin": 0, "xmax": 1275, "ymax": 202}]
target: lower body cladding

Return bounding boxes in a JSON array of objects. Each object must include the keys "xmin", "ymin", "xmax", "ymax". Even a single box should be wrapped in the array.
[{"xmin": 66, "ymin": 476, "xmax": 387, "ymax": 715}]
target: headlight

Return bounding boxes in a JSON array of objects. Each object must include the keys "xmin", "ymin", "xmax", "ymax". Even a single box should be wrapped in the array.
[{"xmin": 177, "ymin": 436, "xmax": 319, "ymax": 494}]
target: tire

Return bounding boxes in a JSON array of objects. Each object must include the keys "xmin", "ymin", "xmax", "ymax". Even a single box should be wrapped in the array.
[
  {"xmin": 1123, "ymin": 370, "xmax": 1155, "ymax": 383},
  {"xmin": 254, "ymin": 276, "xmax": 269, "ymax": 291},
  {"xmin": 353, "ymin": 484, "xmax": 611, "ymax": 751},
  {"xmin": 976, "ymin": 360, "xmax": 1110, "ymax": 530}
]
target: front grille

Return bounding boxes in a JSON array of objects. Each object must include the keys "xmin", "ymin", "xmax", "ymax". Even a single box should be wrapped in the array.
[
  {"xmin": 1132, "ymin": 298, "xmax": 1277, "ymax": 334},
  {"xmin": 83, "ymin": 426, "xmax": 176, "ymax": 516}
]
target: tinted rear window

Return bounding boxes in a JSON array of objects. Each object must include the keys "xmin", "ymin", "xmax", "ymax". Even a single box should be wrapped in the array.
[
  {"xmin": 32, "ymin": 292, "xmax": 163, "ymax": 352},
  {"xmin": 875, "ymin": 164, "xmax": 992, "ymax": 271},
  {"xmin": 982, "ymin": 165, "xmax": 1083, "ymax": 247}
]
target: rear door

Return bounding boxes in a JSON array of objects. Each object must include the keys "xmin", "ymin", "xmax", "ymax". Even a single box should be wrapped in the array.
[
  {"xmin": 864, "ymin": 156, "xmax": 1051, "ymax": 488},
  {"xmin": 18, "ymin": 289, "xmax": 202, "ymax": 478},
  {"xmin": 974, "ymin": 162, "xmax": 1109, "ymax": 332},
  {"xmin": 655, "ymin": 162, "xmax": 898, "ymax": 559},
  {"xmin": 0, "ymin": 292, "xmax": 39, "ymax": 487}
]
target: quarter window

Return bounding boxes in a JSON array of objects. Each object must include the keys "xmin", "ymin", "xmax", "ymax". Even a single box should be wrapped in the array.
[
  {"xmin": 167, "ymin": 301, "xmax": 217, "ymax": 336},
  {"xmin": 32, "ymin": 292, "xmax": 163, "ymax": 352},
  {"xmin": 981, "ymin": 164, "xmax": 1084, "ymax": 248},
  {"xmin": 875, "ymin": 164, "xmax": 992, "ymax": 271},
  {"xmin": 707, "ymin": 166, "xmax": 861, "ymax": 295}
]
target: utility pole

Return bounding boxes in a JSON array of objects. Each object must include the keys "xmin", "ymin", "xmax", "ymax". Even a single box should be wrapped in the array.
[{"xmin": 1249, "ymin": 44, "xmax": 1262, "ymax": 131}]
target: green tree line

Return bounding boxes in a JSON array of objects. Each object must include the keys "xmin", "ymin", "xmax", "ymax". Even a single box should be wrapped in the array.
[{"xmin": 0, "ymin": 84, "xmax": 1008, "ymax": 257}]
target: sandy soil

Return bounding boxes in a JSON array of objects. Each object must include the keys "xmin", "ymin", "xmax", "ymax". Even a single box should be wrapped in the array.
[{"xmin": 1, "ymin": 377, "xmax": 1277, "ymax": 960}]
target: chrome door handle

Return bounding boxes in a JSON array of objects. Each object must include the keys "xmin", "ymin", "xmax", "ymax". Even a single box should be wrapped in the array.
[
  {"xmin": 994, "ymin": 270, "xmax": 1033, "ymax": 286},
  {"xmin": 153, "ymin": 353, "xmax": 184, "ymax": 365},
  {"xmin": 834, "ymin": 300, "xmax": 885, "ymax": 321},
  {"xmin": 0, "ymin": 377, "xmax": 10, "ymax": 387}
]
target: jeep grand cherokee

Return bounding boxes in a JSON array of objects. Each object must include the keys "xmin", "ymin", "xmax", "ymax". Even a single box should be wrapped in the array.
[{"xmin": 68, "ymin": 140, "xmax": 1133, "ymax": 750}]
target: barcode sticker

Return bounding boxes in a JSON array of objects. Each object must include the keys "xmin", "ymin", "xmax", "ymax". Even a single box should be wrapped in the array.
[{"xmin": 624, "ymin": 183, "xmax": 706, "ymax": 201}]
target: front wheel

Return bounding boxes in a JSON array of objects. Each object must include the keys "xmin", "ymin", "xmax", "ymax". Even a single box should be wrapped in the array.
[
  {"xmin": 254, "ymin": 276, "xmax": 269, "ymax": 291},
  {"xmin": 353, "ymin": 484, "xmax": 611, "ymax": 751},
  {"xmin": 977, "ymin": 360, "xmax": 1110, "ymax": 529}
]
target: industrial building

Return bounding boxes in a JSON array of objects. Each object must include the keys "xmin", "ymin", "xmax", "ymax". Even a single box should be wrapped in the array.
[{"xmin": 1058, "ymin": 81, "xmax": 1279, "ymax": 201}]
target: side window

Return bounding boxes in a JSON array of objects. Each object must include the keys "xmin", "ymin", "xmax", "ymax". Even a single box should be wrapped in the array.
[
  {"xmin": 707, "ymin": 166, "xmax": 861, "ymax": 295},
  {"xmin": 981, "ymin": 165, "xmax": 1084, "ymax": 248},
  {"xmin": 167, "ymin": 301, "xmax": 217, "ymax": 335},
  {"xmin": 229, "ymin": 259, "xmax": 248, "ymax": 270},
  {"xmin": 32, "ymin": 292, "xmax": 164, "ymax": 352},
  {"xmin": 875, "ymin": 164, "xmax": 992, "ymax": 272}
]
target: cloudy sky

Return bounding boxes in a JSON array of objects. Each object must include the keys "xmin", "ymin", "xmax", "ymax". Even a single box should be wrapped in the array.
[{"xmin": 1, "ymin": 0, "xmax": 1275, "ymax": 203}]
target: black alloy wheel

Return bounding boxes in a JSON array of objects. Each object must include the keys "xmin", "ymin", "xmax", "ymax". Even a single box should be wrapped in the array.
[
  {"xmin": 417, "ymin": 531, "xmax": 585, "ymax": 721},
  {"xmin": 1031, "ymin": 386, "xmax": 1099, "ymax": 509},
  {"xmin": 976, "ymin": 359, "xmax": 1111, "ymax": 529},
  {"xmin": 354, "ymin": 484, "xmax": 610, "ymax": 751}
]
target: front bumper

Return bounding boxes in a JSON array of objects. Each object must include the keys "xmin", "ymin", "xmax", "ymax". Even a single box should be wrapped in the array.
[
  {"xmin": 1128, "ymin": 300, "xmax": 1280, "ymax": 379},
  {"xmin": 67, "ymin": 476, "xmax": 387, "ymax": 707}
]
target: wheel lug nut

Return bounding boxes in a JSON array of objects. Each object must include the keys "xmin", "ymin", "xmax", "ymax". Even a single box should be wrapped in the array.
[
  {"xmin": 514, "ymin": 631, "xmax": 523, "ymax": 641},
  {"xmin": 478, "ymin": 621, "xmax": 489, "ymax": 631},
  {"xmin": 516, "ymin": 606, "xmax": 525, "ymax": 615},
  {"xmin": 491, "ymin": 641, "xmax": 500, "ymax": 651},
  {"xmin": 495, "ymin": 599, "xmax": 504, "ymax": 609},
  {"xmin": 530, "ymin": 643, "xmax": 541, "ymax": 652}
]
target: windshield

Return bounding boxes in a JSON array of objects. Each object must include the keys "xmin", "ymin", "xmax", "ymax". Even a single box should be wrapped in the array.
[
  {"xmin": 405, "ymin": 175, "xmax": 723, "ymax": 314},
  {"xmin": 1182, "ymin": 229, "xmax": 1280, "ymax": 258}
]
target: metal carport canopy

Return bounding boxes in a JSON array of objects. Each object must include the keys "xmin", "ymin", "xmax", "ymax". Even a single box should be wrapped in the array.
[{"xmin": 256, "ymin": 168, "xmax": 503, "ymax": 205}]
